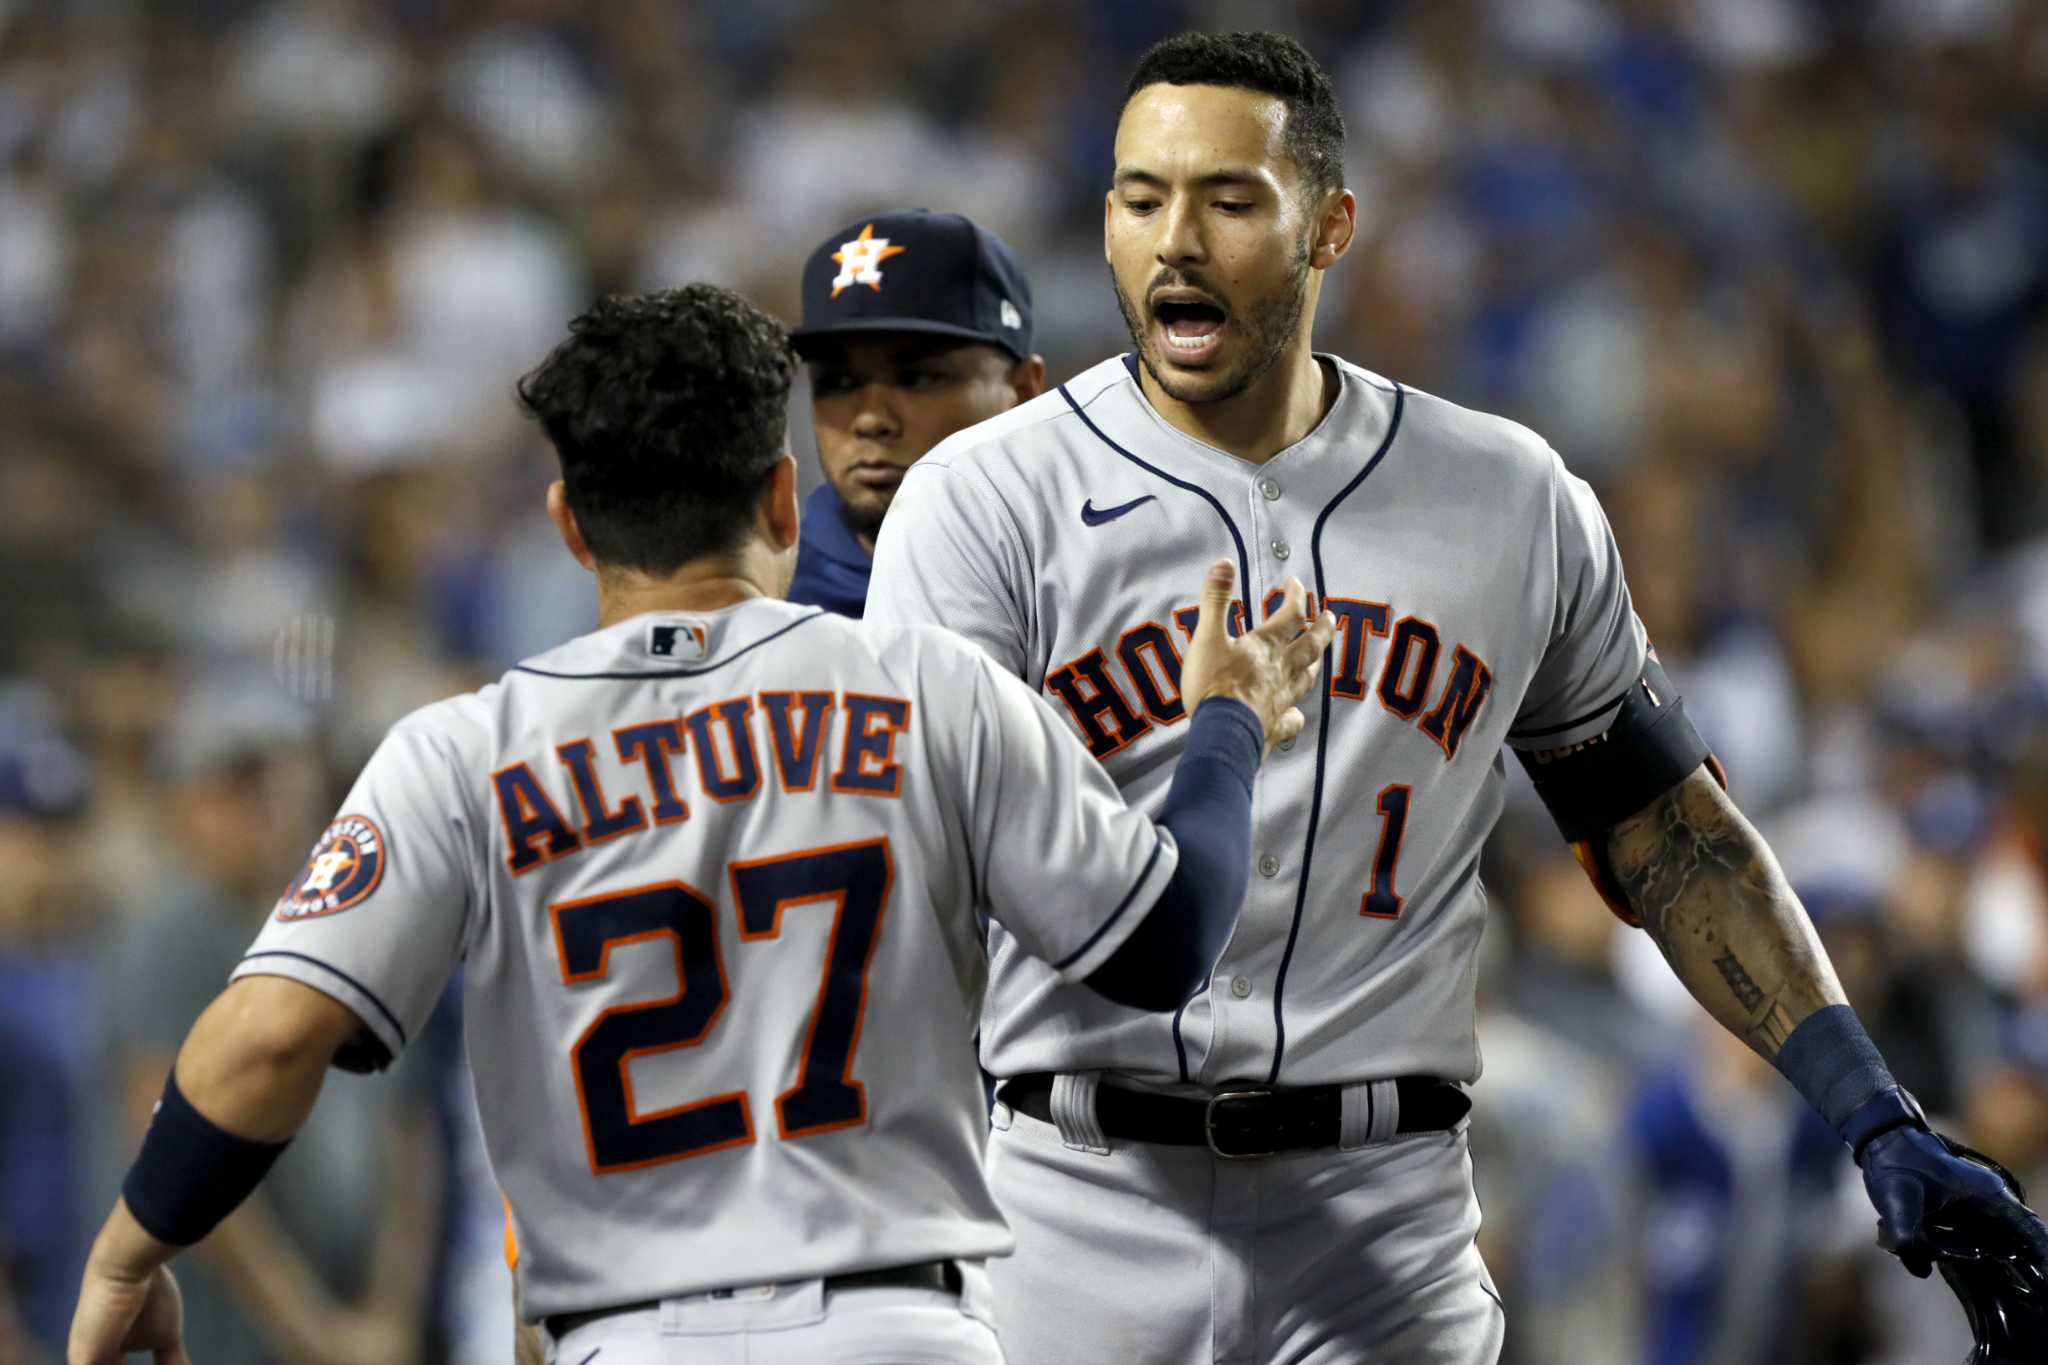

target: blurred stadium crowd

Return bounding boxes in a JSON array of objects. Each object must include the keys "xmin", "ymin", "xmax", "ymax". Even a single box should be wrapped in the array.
[{"xmin": 2, "ymin": 0, "xmax": 2045, "ymax": 1362}]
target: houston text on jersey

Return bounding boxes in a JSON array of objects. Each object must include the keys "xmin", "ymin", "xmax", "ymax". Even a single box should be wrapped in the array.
[{"xmin": 1044, "ymin": 592, "xmax": 1494, "ymax": 764}]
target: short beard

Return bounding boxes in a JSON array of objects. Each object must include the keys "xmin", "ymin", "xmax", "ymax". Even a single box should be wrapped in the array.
[
  {"xmin": 832, "ymin": 483, "xmax": 890, "ymax": 543},
  {"xmin": 1112, "ymin": 234, "xmax": 1313, "ymax": 406}
]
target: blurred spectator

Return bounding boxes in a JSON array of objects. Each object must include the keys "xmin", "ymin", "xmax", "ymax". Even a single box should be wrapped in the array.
[
  {"xmin": 1875, "ymin": 39, "xmax": 2048, "ymax": 551},
  {"xmin": 1769, "ymin": 795, "xmax": 2003, "ymax": 1114},
  {"xmin": 0, "ymin": 702, "xmax": 96, "ymax": 1362},
  {"xmin": 1470, "ymin": 1005, "xmax": 1635, "ymax": 1365},
  {"xmin": 61, "ymin": 621, "xmax": 181, "ymax": 911},
  {"xmin": 1497, "ymin": 848, "xmax": 1686, "ymax": 1078},
  {"xmin": 1963, "ymin": 738, "xmax": 2048, "ymax": 999},
  {"xmin": 101, "ymin": 682, "xmax": 440, "ymax": 1365},
  {"xmin": 373, "ymin": 115, "xmax": 587, "ymax": 457},
  {"xmin": 1622, "ymin": 1018, "xmax": 1849, "ymax": 1365}
]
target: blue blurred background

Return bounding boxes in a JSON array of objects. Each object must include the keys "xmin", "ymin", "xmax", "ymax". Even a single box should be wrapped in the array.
[{"xmin": 2, "ymin": 2, "xmax": 2045, "ymax": 1362}]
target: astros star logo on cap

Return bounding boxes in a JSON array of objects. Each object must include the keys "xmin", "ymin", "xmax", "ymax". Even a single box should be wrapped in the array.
[{"xmin": 830, "ymin": 224, "xmax": 908, "ymax": 298}]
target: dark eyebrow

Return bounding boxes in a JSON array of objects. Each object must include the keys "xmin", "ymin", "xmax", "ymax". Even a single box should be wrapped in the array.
[{"xmin": 1113, "ymin": 167, "xmax": 1266, "ymax": 192}]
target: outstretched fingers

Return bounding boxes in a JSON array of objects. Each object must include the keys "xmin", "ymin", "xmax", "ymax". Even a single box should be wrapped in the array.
[
  {"xmin": 1285, "ymin": 608, "xmax": 1337, "ymax": 675},
  {"xmin": 1253, "ymin": 575, "xmax": 1307, "ymax": 642}
]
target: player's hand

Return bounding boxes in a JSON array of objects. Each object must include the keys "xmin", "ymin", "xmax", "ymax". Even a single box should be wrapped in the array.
[
  {"xmin": 67, "ymin": 1262, "xmax": 187, "ymax": 1365},
  {"xmin": 1861, "ymin": 1127, "xmax": 2048, "ymax": 1277},
  {"xmin": 1178, "ymin": 560, "xmax": 1334, "ymax": 752}
]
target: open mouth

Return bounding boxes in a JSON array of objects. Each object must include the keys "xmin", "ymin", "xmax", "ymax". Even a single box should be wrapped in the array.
[{"xmin": 1152, "ymin": 296, "xmax": 1228, "ymax": 364}]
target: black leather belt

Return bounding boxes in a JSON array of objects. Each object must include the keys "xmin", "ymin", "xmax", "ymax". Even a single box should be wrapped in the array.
[
  {"xmin": 544, "ymin": 1260, "xmax": 960, "ymax": 1338},
  {"xmin": 999, "ymin": 1073, "xmax": 1470, "ymax": 1159}
]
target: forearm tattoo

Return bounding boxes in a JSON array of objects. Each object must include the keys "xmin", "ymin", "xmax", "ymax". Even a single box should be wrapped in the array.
[
  {"xmin": 1603, "ymin": 767, "xmax": 1840, "ymax": 1059},
  {"xmin": 1711, "ymin": 947, "xmax": 1797, "ymax": 1053}
]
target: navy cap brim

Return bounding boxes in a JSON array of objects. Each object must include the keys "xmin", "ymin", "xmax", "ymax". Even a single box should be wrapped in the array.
[{"xmin": 790, "ymin": 317, "xmax": 1028, "ymax": 362}]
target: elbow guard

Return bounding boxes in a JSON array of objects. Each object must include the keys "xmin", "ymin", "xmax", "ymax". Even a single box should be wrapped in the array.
[{"xmin": 1515, "ymin": 655, "xmax": 1723, "ymax": 926}]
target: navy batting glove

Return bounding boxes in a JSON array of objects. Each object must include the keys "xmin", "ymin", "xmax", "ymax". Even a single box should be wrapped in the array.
[{"xmin": 1860, "ymin": 1126, "xmax": 2048, "ymax": 1279}]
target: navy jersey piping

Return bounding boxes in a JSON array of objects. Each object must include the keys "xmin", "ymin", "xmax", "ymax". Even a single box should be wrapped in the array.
[
  {"xmin": 1507, "ymin": 688, "xmax": 1628, "ymax": 740},
  {"xmin": 1053, "ymin": 837, "xmax": 1164, "ymax": 971},
  {"xmin": 1058, "ymin": 376, "xmax": 1252, "ymax": 1082},
  {"xmin": 240, "ymin": 949, "xmax": 409, "ymax": 1048},
  {"xmin": 1266, "ymin": 381, "xmax": 1406, "ymax": 1084},
  {"xmin": 514, "ymin": 610, "xmax": 830, "ymax": 681}
]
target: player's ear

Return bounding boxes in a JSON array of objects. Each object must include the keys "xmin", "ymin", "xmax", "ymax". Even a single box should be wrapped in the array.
[
  {"xmin": 1309, "ymin": 188, "xmax": 1357, "ymax": 271},
  {"xmin": 1010, "ymin": 354, "xmax": 1047, "ymax": 404},
  {"xmin": 546, "ymin": 481, "xmax": 597, "ymax": 573},
  {"xmin": 762, "ymin": 454, "xmax": 800, "ymax": 554},
  {"xmin": 1103, "ymin": 189, "xmax": 1115, "ymax": 264}
]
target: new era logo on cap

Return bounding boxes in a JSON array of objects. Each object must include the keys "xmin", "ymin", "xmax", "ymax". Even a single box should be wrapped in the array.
[
  {"xmin": 1000, "ymin": 299, "xmax": 1023, "ymax": 329},
  {"xmin": 830, "ymin": 225, "xmax": 906, "ymax": 298}
]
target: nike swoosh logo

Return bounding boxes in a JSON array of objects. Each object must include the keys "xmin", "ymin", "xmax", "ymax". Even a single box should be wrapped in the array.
[{"xmin": 1081, "ymin": 495, "xmax": 1157, "ymax": 526}]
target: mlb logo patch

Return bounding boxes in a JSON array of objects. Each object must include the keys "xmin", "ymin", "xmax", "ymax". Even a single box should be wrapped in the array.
[{"xmin": 648, "ymin": 621, "xmax": 710, "ymax": 662}]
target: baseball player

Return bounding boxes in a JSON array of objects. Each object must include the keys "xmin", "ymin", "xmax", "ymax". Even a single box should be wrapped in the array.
[
  {"xmin": 865, "ymin": 30, "xmax": 2048, "ymax": 1365},
  {"xmin": 789, "ymin": 209, "xmax": 1046, "ymax": 618},
  {"xmin": 67, "ymin": 284, "xmax": 1335, "ymax": 1365}
]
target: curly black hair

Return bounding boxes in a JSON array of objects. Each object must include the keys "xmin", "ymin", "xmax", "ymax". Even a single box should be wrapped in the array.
[
  {"xmin": 1124, "ymin": 31, "xmax": 1345, "ymax": 200},
  {"xmin": 517, "ymin": 284, "xmax": 798, "ymax": 575}
]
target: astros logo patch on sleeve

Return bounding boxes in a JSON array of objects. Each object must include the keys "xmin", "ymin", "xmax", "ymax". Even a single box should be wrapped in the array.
[{"xmin": 276, "ymin": 815, "xmax": 387, "ymax": 920}]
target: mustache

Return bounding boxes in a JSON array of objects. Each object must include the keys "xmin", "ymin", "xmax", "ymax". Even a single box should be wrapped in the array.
[{"xmin": 1145, "ymin": 269, "xmax": 1226, "ymax": 307}]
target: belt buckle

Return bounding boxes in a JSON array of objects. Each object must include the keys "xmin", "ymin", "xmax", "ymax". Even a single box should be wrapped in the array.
[{"xmin": 1205, "ymin": 1088, "xmax": 1276, "ymax": 1160}]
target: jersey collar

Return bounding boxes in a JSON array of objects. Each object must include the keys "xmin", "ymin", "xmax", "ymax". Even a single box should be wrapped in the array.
[
  {"xmin": 515, "ymin": 599, "xmax": 828, "ymax": 679},
  {"xmin": 1107, "ymin": 351, "xmax": 1365, "ymax": 477}
]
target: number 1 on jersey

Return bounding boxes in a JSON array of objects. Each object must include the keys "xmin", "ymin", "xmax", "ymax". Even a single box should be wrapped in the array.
[{"xmin": 1361, "ymin": 783, "xmax": 1411, "ymax": 919}]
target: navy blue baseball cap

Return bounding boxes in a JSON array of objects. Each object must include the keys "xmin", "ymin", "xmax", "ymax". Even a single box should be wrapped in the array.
[{"xmin": 791, "ymin": 210, "xmax": 1034, "ymax": 363}]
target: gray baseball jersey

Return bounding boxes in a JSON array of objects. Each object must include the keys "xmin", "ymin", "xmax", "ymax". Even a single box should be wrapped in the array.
[
  {"xmin": 231, "ymin": 598, "xmax": 1178, "ymax": 1320},
  {"xmin": 867, "ymin": 353, "xmax": 1645, "ymax": 1089}
]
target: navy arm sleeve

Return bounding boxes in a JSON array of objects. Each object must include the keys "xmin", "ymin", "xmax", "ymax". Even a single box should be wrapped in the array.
[{"xmin": 1084, "ymin": 699, "xmax": 1262, "ymax": 1010}]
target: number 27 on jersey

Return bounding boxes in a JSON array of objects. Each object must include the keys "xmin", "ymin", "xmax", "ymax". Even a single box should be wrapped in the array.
[{"xmin": 551, "ymin": 838, "xmax": 893, "ymax": 1174}]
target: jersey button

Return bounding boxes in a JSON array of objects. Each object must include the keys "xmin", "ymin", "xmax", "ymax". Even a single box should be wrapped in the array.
[
  {"xmin": 1259, "ymin": 478, "xmax": 1281, "ymax": 501},
  {"xmin": 1231, "ymin": 976, "xmax": 1253, "ymax": 999},
  {"xmin": 1271, "ymin": 539, "xmax": 1291, "ymax": 561},
  {"xmin": 1258, "ymin": 854, "xmax": 1280, "ymax": 878}
]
